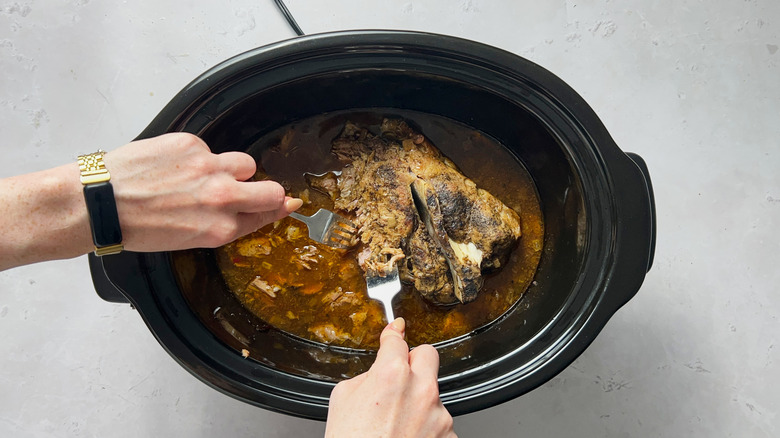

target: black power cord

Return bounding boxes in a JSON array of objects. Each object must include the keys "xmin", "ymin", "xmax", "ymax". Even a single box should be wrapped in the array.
[{"xmin": 273, "ymin": 0, "xmax": 305, "ymax": 36}]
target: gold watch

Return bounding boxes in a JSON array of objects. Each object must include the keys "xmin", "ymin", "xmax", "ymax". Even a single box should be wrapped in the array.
[{"xmin": 78, "ymin": 151, "xmax": 124, "ymax": 256}]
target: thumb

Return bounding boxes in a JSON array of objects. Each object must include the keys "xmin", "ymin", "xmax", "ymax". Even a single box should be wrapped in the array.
[{"xmin": 373, "ymin": 318, "xmax": 409, "ymax": 367}]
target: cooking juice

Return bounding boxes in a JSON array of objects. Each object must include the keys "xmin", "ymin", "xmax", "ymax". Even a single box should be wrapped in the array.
[{"xmin": 216, "ymin": 110, "xmax": 544, "ymax": 349}]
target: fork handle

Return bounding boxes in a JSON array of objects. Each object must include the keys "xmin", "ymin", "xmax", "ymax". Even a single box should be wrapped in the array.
[{"xmin": 288, "ymin": 212, "xmax": 306, "ymax": 221}]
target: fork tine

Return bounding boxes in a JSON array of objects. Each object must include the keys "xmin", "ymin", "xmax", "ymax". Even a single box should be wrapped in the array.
[
  {"xmin": 332, "ymin": 215, "xmax": 357, "ymax": 231},
  {"xmin": 289, "ymin": 209, "xmax": 358, "ymax": 249},
  {"xmin": 325, "ymin": 226, "xmax": 357, "ymax": 248},
  {"xmin": 331, "ymin": 223, "xmax": 357, "ymax": 238},
  {"xmin": 326, "ymin": 237, "xmax": 351, "ymax": 249},
  {"xmin": 332, "ymin": 226, "xmax": 356, "ymax": 238},
  {"xmin": 327, "ymin": 216, "xmax": 358, "ymax": 240}
]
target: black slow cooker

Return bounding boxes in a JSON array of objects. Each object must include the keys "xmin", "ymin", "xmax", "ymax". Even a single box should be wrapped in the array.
[{"xmin": 89, "ymin": 31, "xmax": 656, "ymax": 420}]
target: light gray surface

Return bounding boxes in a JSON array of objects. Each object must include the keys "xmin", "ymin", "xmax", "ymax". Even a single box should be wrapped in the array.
[{"xmin": 1, "ymin": 1, "xmax": 778, "ymax": 437}]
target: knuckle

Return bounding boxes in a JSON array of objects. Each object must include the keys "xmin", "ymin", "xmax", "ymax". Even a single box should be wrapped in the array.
[
  {"xmin": 237, "ymin": 152, "xmax": 258, "ymax": 174},
  {"xmin": 379, "ymin": 329, "xmax": 405, "ymax": 345},
  {"xmin": 259, "ymin": 181, "xmax": 286, "ymax": 207},
  {"xmin": 328, "ymin": 379, "xmax": 357, "ymax": 404},
  {"xmin": 201, "ymin": 180, "xmax": 234, "ymax": 207},
  {"xmin": 375, "ymin": 360, "xmax": 410, "ymax": 384},
  {"xmin": 189, "ymin": 154, "xmax": 215, "ymax": 175},
  {"xmin": 175, "ymin": 132, "xmax": 207, "ymax": 150},
  {"xmin": 161, "ymin": 133, "xmax": 194, "ymax": 155},
  {"xmin": 330, "ymin": 381, "xmax": 349, "ymax": 398},
  {"xmin": 439, "ymin": 414, "xmax": 455, "ymax": 433},
  {"xmin": 417, "ymin": 377, "xmax": 441, "ymax": 398},
  {"xmin": 414, "ymin": 344, "xmax": 437, "ymax": 357},
  {"xmin": 272, "ymin": 183, "xmax": 286, "ymax": 204}
]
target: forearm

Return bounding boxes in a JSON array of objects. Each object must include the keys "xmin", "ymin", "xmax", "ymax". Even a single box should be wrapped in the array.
[{"xmin": 0, "ymin": 162, "xmax": 93, "ymax": 271}]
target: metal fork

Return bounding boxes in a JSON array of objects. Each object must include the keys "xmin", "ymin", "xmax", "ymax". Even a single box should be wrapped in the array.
[
  {"xmin": 288, "ymin": 209, "xmax": 358, "ymax": 249},
  {"xmin": 366, "ymin": 264, "xmax": 401, "ymax": 324}
]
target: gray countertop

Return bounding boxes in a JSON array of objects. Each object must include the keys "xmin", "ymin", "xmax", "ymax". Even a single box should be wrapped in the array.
[{"xmin": 1, "ymin": 1, "xmax": 778, "ymax": 437}]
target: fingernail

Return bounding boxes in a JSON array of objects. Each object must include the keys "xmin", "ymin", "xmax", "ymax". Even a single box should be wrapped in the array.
[
  {"xmin": 390, "ymin": 317, "xmax": 405, "ymax": 332},
  {"xmin": 285, "ymin": 198, "xmax": 304, "ymax": 213}
]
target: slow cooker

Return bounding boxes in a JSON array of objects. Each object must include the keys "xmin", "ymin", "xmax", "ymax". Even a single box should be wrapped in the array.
[{"xmin": 89, "ymin": 30, "xmax": 656, "ymax": 420}]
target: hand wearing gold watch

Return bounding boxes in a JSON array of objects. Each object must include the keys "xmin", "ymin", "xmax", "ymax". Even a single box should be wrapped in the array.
[{"xmin": 0, "ymin": 132, "xmax": 303, "ymax": 271}]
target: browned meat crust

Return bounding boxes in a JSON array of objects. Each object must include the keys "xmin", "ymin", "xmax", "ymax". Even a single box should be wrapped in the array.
[{"xmin": 309, "ymin": 119, "xmax": 522, "ymax": 305}]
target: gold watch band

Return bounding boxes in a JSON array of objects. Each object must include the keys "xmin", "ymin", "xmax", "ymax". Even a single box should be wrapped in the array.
[
  {"xmin": 94, "ymin": 243, "xmax": 125, "ymax": 256},
  {"xmin": 77, "ymin": 150, "xmax": 111, "ymax": 185}
]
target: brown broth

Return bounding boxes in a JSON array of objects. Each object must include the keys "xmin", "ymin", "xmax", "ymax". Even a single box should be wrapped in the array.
[{"xmin": 215, "ymin": 110, "xmax": 544, "ymax": 349}]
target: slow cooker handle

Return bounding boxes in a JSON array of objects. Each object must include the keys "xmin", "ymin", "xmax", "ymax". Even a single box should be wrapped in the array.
[
  {"xmin": 625, "ymin": 152, "xmax": 656, "ymax": 272},
  {"xmin": 88, "ymin": 252, "xmax": 146, "ymax": 304},
  {"xmin": 605, "ymin": 151, "xmax": 656, "ymax": 310}
]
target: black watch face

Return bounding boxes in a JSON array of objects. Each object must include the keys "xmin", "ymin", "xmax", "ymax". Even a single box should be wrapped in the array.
[{"xmin": 84, "ymin": 182, "xmax": 123, "ymax": 247}]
